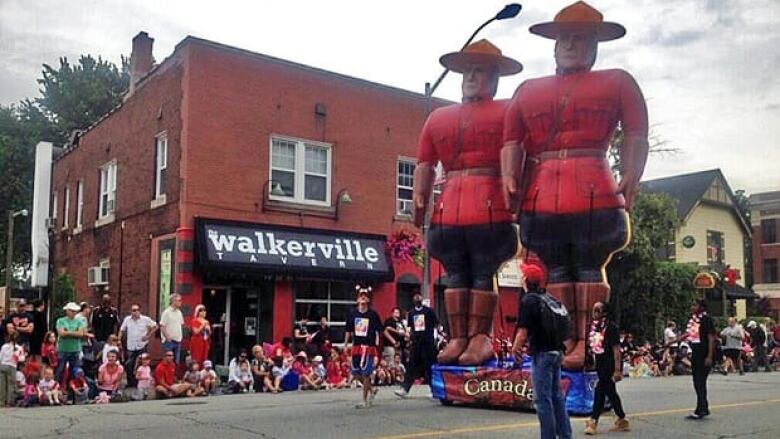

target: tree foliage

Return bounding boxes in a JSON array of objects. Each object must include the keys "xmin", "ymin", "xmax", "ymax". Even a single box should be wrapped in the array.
[
  {"xmin": 607, "ymin": 192, "xmax": 698, "ymax": 342},
  {"xmin": 50, "ymin": 273, "xmax": 75, "ymax": 326},
  {"xmin": 0, "ymin": 55, "xmax": 128, "ymax": 286}
]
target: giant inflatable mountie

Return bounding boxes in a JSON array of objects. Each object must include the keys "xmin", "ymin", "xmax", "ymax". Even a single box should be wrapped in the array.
[{"xmin": 431, "ymin": 358, "xmax": 599, "ymax": 415}]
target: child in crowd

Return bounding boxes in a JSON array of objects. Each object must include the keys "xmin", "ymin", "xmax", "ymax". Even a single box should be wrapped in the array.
[
  {"xmin": 390, "ymin": 353, "xmax": 406, "ymax": 384},
  {"xmin": 135, "ymin": 353, "xmax": 154, "ymax": 399},
  {"xmin": 14, "ymin": 367, "xmax": 26, "ymax": 404},
  {"xmin": 201, "ymin": 360, "xmax": 218, "ymax": 395},
  {"xmin": 326, "ymin": 348, "xmax": 348, "ymax": 389},
  {"xmin": 21, "ymin": 371, "xmax": 40, "ymax": 407},
  {"xmin": 299, "ymin": 355, "xmax": 324, "ymax": 390},
  {"xmin": 41, "ymin": 331, "xmax": 58, "ymax": 369},
  {"xmin": 311, "ymin": 356, "xmax": 326, "ymax": 385},
  {"xmin": 238, "ymin": 360, "xmax": 254, "ymax": 392},
  {"xmin": 183, "ymin": 361, "xmax": 206, "ymax": 397},
  {"xmin": 69, "ymin": 368, "xmax": 90, "ymax": 405},
  {"xmin": 1, "ymin": 333, "xmax": 23, "ymax": 407},
  {"xmin": 101, "ymin": 334, "xmax": 122, "ymax": 365},
  {"xmin": 373, "ymin": 359, "xmax": 391, "ymax": 386},
  {"xmin": 38, "ymin": 366, "xmax": 63, "ymax": 405},
  {"xmin": 271, "ymin": 357, "xmax": 291, "ymax": 394}
]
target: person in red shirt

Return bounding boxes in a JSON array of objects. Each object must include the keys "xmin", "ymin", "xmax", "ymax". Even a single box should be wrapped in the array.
[
  {"xmin": 502, "ymin": 1, "xmax": 649, "ymax": 369},
  {"xmin": 154, "ymin": 350, "xmax": 190, "ymax": 398},
  {"xmin": 414, "ymin": 39, "xmax": 523, "ymax": 366}
]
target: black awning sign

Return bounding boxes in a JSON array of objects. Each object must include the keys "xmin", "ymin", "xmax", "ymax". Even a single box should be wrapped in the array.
[{"xmin": 197, "ymin": 220, "xmax": 391, "ymax": 278}]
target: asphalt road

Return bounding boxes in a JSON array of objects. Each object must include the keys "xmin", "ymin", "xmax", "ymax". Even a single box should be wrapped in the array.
[{"xmin": 2, "ymin": 372, "xmax": 779, "ymax": 439}]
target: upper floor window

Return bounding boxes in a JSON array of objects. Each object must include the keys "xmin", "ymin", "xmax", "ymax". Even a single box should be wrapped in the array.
[
  {"xmin": 703, "ymin": 179, "xmax": 729, "ymax": 204},
  {"xmin": 763, "ymin": 258, "xmax": 778, "ymax": 284},
  {"xmin": 76, "ymin": 180, "xmax": 84, "ymax": 228},
  {"xmin": 51, "ymin": 192, "xmax": 58, "ymax": 222},
  {"xmin": 155, "ymin": 133, "xmax": 168, "ymax": 198},
  {"xmin": 99, "ymin": 161, "xmax": 117, "ymax": 218},
  {"xmin": 269, "ymin": 136, "xmax": 331, "ymax": 206},
  {"xmin": 62, "ymin": 186, "xmax": 70, "ymax": 228},
  {"xmin": 397, "ymin": 159, "xmax": 415, "ymax": 216},
  {"xmin": 706, "ymin": 230, "xmax": 725, "ymax": 266},
  {"xmin": 762, "ymin": 219, "xmax": 777, "ymax": 244}
]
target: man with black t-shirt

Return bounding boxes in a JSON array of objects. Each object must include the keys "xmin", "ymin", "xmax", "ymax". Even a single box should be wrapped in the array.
[
  {"xmin": 670, "ymin": 299, "xmax": 717, "ymax": 420},
  {"xmin": 344, "ymin": 286, "xmax": 382, "ymax": 409},
  {"xmin": 395, "ymin": 292, "xmax": 438, "ymax": 399},
  {"xmin": 91, "ymin": 294, "xmax": 119, "ymax": 343},
  {"xmin": 512, "ymin": 264, "xmax": 572, "ymax": 439},
  {"xmin": 584, "ymin": 302, "xmax": 629, "ymax": 435},
  {"xmin": 4, "ymin": 300, "xmax": 34, "ymax": 349},
  {"xmin": 383, "ymin": 308, "xmax": 407, "ymax": 365}
]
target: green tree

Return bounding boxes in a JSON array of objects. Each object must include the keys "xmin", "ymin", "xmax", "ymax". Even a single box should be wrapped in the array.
[
  {"xmin": 733, "ymin": 189, "xmax": 753, "ymax": 287},
  {"xmin": 50, "ymin": 273, "xmax": 75, "ymax": 326}
]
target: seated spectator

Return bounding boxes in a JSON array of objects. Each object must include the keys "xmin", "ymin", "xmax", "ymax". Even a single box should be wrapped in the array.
[
  {"xmin": 229, "ymin": 359, "xmax": 253, "ymax": 393},
  {"xmin": 14, "ymin": 366, "xmax": 26, "ymax": 404},
  {"xmin": 38, "ymin": 366, "xmax": 63, "ymax": 405},
  {"xmin": 271, "ymin": 356, "xmax": 291, "ymax": 393},
  {"xmin": 373, "ymin": 359, "xmax": 392, "ymax": 386},
  {"xmin": 41, "ymin": 331, "xmax": 58, "ymax": 369},
  {"xmin": 326, "ymin": 348, "xmax": 348, "ymax": 389},
  {"xmin": 69, "ymin": 368, "xmax": 90, "ymax": 404},
  {"xmin": 201, "ymin": 360, "xmax": 218, "ymax": 395},
  {"xmin": 228, "ymin": 349, "xmax": 251, "ymax": 393},
  {"xmin": 295, "ymin": 353, "xmax": 320, "ymax": 390},
  {"xmin": 101, "ymin": 334, "xmax": 122, "ymax": 365},
  {"xmin": 155, "ymin": 350, "xmax": 190, "ymax": 398},
  {"xmin": 183, "ymin": 361, "xmax": 206, "ymax": 397},
  {"xmin": 135, "ymin": 353, "xmax": 154, "ymax": 399},
  {"xmin": 251, "ymin": 345, "xmax": 273, "ymax": 392},
  {"xmin": 311, "ymin": 355, "xmax": 326, "ymax": 387},
  {"xmin": 271, "ymin": 338, "xmax": 294, "ymax": 361},
  {"xmin": 97, "ymin": 350, "xmax": 124, "ymax": 397},
  {"xmin": 673, "ymin": 344, "xmax": 692, "ymax": 375},
  {"xmin": 389, "ymin": 353, "xmax": 406, "ymax": 384},
  {"xmin": 22, "ymin": 355, "xmax": 41, "ymax": 382},
  {"xmin": 21, "ymin": 371, "xmax": 40, "ymax": 407}
]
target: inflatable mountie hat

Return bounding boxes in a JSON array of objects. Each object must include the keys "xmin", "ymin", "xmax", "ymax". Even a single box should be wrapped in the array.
[
  {"xmin": 521, "ymin": 263, "xmax": 544, "ymax": 284},
  {"xmin": 439, "ymin": 39, "xmax": 523, "ymax": 76},
  {"xmin": 530, "ymin": 1, "xmax": 626, "ymax": 42},
  {"xmin": 355, "ymin": 284, "xmax": 372, "ymax": 298}
]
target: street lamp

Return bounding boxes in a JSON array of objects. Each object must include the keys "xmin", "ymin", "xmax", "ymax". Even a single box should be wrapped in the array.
[
  {"xmin": 420, "ymin": 4, "xmax": 522, "ymax": 302},
  {"xmin": 4, "ymin": 209, "xmax": 29, "ymax": 316}
]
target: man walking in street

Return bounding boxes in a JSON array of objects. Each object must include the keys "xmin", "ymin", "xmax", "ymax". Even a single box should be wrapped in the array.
[
  {"xmin": 395, "ymin": 292, "xmax": 438, "ymax": 399},
  {"xmin": 92, "ymin": 294, "xmax": 120, "ymax": 346},
  {"xmin": 747, "ymin": 321, "xmax": 769, "ymax": 372},
  {"xmin": 120, "ymin": 303, "xmax": 158, "ymax": 387},
  {"xmin": 344, "ymin": 286, "xmax": 382, "ymax": 409},
  {"xmin": 383, "ymin": 307, "xmax": 407, "ymax": 366},
  {"xmin": 160, "ymin": 294, "xmax": 185, "ymax": 365},
  {"xmin": 720, "ymin": 317, "xmax": 744, "ymax": 375},
  {"xmin": 513, "ymin": 264, "xmax": 572, "ymax": 439}
]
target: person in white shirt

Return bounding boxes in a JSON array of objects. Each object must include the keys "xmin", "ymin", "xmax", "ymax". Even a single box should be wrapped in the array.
[
  {"xmin": 1, "ymin": 332, "xmax": 24, "ymax": 406},
  {"xmin": 664, "ymin": 321, "xmax": 678, "ymax": 349},
  {"xmin": 159, "ymin": 294, "xmax": 185, "ymax": 364},
  {"xmin": 120, "ymin": 303, "xmax": 158, "ymax": 387}
]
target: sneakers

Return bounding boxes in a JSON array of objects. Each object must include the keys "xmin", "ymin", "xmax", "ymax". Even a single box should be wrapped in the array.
[
  {"xmin": 584, "ymin": 419, "xmax": 598, "ymax": 435},
  {"xmin": 686, "ymin": 412, "xmax": 704, "ymax": 420},
  {"xmin": 394, "ymin": 389, "xmax": 409, "ymax": 399},
  {"xmin": 610, "ymin": 418, "xmax": 630, "ymax": 432},
  {"xmin": 368, "ymin": 388, "xmax": 378, "ymax": 406}
]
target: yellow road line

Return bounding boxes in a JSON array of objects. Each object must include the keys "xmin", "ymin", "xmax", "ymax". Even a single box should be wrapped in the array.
[{"xmin": 372, "ymin": 398, "xmax": 780, "ymax": 439}]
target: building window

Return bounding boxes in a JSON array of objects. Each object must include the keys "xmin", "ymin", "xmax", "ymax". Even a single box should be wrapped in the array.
[
  {"xmin": 76, "ymin": 180, "xmax": 84, "ymax": 228},
  {"xmin": 269, "ymin": 136, "xmax": 331, "ymax": 206},
  {"xmin": 62, "ymin": 186, "xmax": 70, "ymax": 228},
  {"xmin": 155, "ymin": 133, "xmax": 168, "ymax": 199},
  {"xmin": 99, "ymin": 161, "xmax": 117, "ymax": 218},
  {"xmin": 763, "ymin": 258, "xmax": 778, "ymax": 284},
  {"xmin": 706, "ymin": 230, "xmax": 725, "ymax": 266},
  {"xmin": 158, "ymin": 240, "xmax": 175, "ymax": 318},
  {"xmin": 294, "ymin": 280, "xmax": 353, "ymax": 344},
  {"xmin": 51, "ymin": 191, "xmax": 58, "ymax": 226},
  {"xmin": 704, "ymin": 179, "xmax": 729, "ymax": 204},
  {"xmin": 397, "ymin": 160, "xmax": 414, "ymax": 216},
  {"xmin": 762, "ymin": 219, "xmax": 777, "ymax": 244}
]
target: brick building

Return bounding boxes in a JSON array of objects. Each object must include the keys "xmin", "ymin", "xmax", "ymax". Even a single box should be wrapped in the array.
[
  {"xmin": 46, "ymin": 32, "xmax": 522, "ymax": 365},
  {"xmin": 749, "ymin": 191, "xmax": 780, "ymax": 320}
]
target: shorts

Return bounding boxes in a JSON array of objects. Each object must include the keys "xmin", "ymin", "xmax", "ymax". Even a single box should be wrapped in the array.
[
  {"xmin": 351, "ymin": 355, "xmax": 375, "ymax": 377},
  {"xmin": 723, "ymin": 349, "xmax": 740, "ymax": 361}
]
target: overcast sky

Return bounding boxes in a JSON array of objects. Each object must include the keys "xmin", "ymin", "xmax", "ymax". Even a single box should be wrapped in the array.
[{"xmin": 1, "ymin": 0, "xmax": 778, "ymax": 194}]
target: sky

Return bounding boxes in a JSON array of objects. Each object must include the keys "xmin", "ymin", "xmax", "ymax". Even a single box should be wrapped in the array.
[{"xmin": 1, "ymin": 0, "xmax": 778, "ymax": 194}]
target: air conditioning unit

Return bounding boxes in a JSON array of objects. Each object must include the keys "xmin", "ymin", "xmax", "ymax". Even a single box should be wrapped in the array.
[
  {"xmin": 45, "ymin": 217, "xmax": 57, "ymax": 230},
  {"xmin": 87, "ymin": 266, "xmax": 109, "ymax": 286},
  {"xmin": 106, "ymin": 199, "xmax": 115, "ymax": 214}
]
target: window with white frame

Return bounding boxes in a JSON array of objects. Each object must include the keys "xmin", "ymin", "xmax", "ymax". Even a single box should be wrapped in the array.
[
  {"xmin": 269, "ymin": 136, "xmax": 331, "ymax": 206},
  {"xmin": 397, "ymin": 159, "xmax": 415, "ymax": 216},
  {"xmin": 155, "ymin": 133, "xmax": 168, "ymax": 198},
  {"xmin": 62, "ymin": 186, "xmax": 70, "ymax": 228},
  {"xmin": 52, "ymin": 192, "xmax": 58, "ymax": 222},
  {"xmin": 99, "ymin": 161, "xmax": 117, "ymax": 218},
  {"xmin": 76, "ymin": 180, "xmax": 84, "ymax": 228},
  {"xmin": 294, "ymin": 280, "xmax": 354, "ymax": 344}
]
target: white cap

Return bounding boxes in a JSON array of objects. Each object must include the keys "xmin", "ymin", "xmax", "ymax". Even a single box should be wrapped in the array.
[
  {"xmin": 313, "ymin": 355, "xmax": 323, "ymax": 362},
  {"xmin": 63, "ymin": 302, "xmax": 81, "ymax": 312}
]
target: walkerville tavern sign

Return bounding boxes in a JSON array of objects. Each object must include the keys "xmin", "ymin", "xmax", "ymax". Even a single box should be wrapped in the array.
[{"xmin": 195, "ymin": 218, "xmax": 392, "ymax": 280}]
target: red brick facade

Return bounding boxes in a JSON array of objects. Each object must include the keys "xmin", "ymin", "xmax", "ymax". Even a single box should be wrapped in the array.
[{"xmin": 749, "ymin": 191, "xmax": 780, "ymax": 320}]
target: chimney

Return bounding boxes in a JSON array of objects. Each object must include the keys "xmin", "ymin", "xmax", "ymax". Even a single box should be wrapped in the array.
[{"xmin": 127, "ymin": 31, "xmax": 154, "ymax": 97}]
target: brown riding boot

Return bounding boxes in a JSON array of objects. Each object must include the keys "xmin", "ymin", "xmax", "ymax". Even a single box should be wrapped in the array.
[
  {"xmin": 458, "ymin": 290, "xmax": 498, "ymax": 366},
  {"xmin": 563, "ymin": 282, "xmax": 611, "ymax": 370},
  {"xmin": 437, "ymin": 288, "xmax": 470, "ymax": 364}
]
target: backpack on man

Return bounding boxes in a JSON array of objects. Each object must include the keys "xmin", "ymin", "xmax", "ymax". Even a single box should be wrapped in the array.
[{"xmin": 531, "ymin": 291, "xmax": 572, "ymax": 349}]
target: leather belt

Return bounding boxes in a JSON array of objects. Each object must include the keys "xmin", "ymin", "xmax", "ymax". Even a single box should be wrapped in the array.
[
  {"xmin": 446, "ymin": 167, "xmax": 500, "ymax": 178},
  {"xmin": 530, "ymin": 148, "xmax": 605, "ymax": 162}
]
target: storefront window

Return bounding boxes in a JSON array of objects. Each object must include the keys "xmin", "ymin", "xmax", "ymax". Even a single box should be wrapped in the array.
[
  {"xmin": 158, "ymin": 240, "xmax": 175, "ymax": 318},
  {"xmin": 294, "ymin": 280, "xmax": 355, "ymax": 344}
]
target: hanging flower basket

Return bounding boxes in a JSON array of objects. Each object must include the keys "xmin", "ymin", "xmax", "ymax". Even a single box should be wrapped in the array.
[{"xmin": 387, "ymin": 229, "xmax": 425, "ymax": 268}]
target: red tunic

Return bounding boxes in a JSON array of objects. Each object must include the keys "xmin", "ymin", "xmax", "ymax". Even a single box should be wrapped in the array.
[
  {"xmin": 189, "ymin": 319, "xmax": 211, "ymax": 365},
  {"xmin": 504, "ymin": 69, "xmax": 648, "ymax": 214},
  {"xmin": 417, "ymin": 99, "xmax": 513, "ymax": 226}
]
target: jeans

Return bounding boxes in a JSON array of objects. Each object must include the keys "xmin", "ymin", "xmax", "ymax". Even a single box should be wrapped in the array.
[
  {"xmin": 532, "ymin": 351, "xmax": 572, "ymax": 439},
  {"xmin": 162, "ymin": 340, "xmax": 181, "ymax": 364},
  {"xmin": 56, "ymin": 351, "xmax": 81, "ymax": 383}
]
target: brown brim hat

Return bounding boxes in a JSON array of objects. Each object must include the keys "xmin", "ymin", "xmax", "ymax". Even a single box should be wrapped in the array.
[
  {"xmin": 530, "ymin": 1, "xmax": 626, "ymax": 42},
  {"xmin": 440, "ymin": 39, "xmax": 523, "ymax": 76}
]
